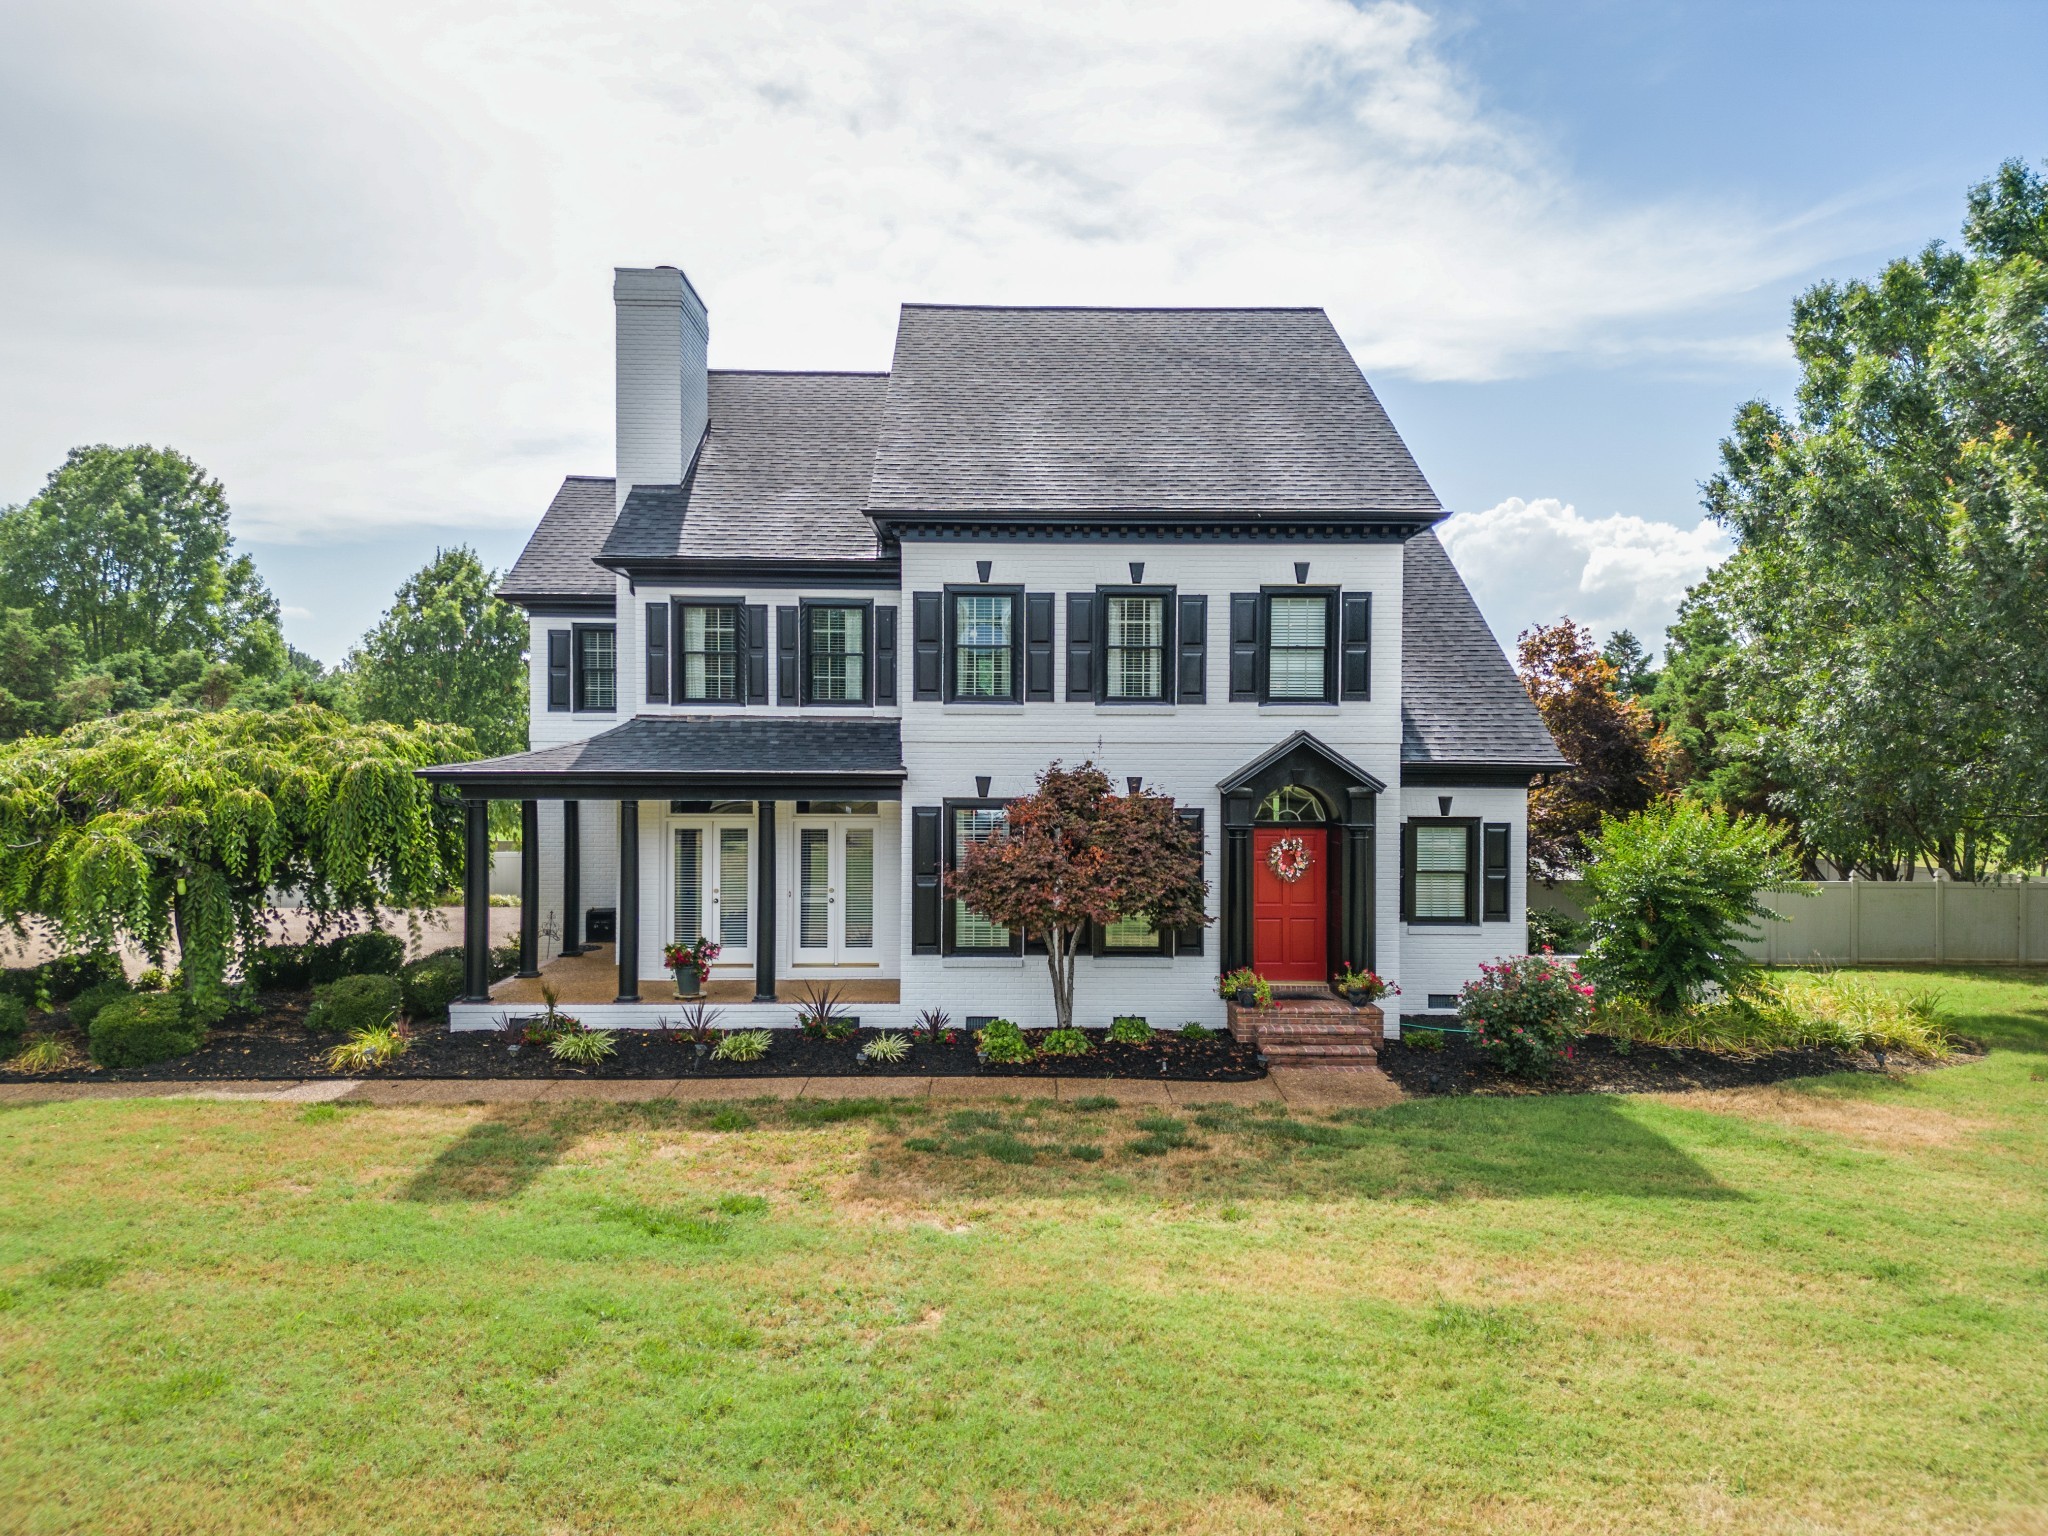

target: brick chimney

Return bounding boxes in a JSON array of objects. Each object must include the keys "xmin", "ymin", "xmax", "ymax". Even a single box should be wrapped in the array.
[{"xmin": 613, "ymin": 265, "xmax": 709, "ymax": 512}]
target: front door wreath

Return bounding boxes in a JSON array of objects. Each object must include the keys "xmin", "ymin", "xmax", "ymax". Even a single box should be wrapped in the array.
[{"xmin": 1267, "ymin": 835, "xmax": 1312, "ymax": 882}]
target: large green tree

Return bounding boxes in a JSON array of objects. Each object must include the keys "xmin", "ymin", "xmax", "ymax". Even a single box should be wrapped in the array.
[
  {"xmin": 1697, "ymin": 158, "xmax": 2048, "ymax": 880},
  {"xmin": 349, "ymin": 547, "xmax": 527, "ymax": 758},
  {"xmin": 0, "ymin": 444, "xmax": 282, "ymax": 669},
  {"xmin": 0, "ymin": 707, "xmax": 469, "ymax": 1007}
]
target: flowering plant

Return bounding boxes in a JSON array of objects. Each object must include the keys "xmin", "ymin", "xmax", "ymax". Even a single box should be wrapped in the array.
[
  {"xmin": 1457, "ymin": 948, "xmax": 1594, "ymax": 1078},
  {"xmin": 1219, "ymin": 967, "xmax": 1272, "ymax": 1007},
  {"xmin": 662, "ymin": 937, "xmax": 721, "ymax": 971},
  {"xmin": 1332, "ymin": 962, "xmax": 1397, "ymax": 1001}
]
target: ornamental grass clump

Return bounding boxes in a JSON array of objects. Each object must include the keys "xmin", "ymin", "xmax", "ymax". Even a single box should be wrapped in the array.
[
  {"xmin": 1579, "ymin": 800, "xmax": 1800, "ymax": 1013},
  {"xmin": 1457, "ymin": 952, "xmax": 1595, "ymax": 1078},
  {"xmin": 326, "ymin": 1021, "xmax": 411, "ymax": 1072},
  {"xmin": 711, "ymin": 1029, "xmax": 772, "ymax": 1063},
  {"xmin": 549, "ymin": 1027, "xmax": 618, "ymax": 1066},
  {"xmin": 1592, "ymin": 973, "xmax": 1951, "ymax": 1059}
]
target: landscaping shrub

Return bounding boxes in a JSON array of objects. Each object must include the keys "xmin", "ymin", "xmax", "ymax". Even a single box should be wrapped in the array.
[
  {"xmin": 1040, "ymin": 1027, "xmax": 1092, "ymax": 1057},
  {"xmin": 550, "ymin": 1027, "xmax": 618, "ymax": 1065},
  {"xmin": 1178, "ymin": 1021, "xmax": 1216, "ymax": 1040},
  {"xmin": 858, "ymin": 1032, "xmax": 911, "ymax": 1064},
  {"xmin": 88, "ymin": 993, "xmax": 205, "ymax": 1068},
  {"xmin": 711, "ymin": 1029, "xmax": 771, "ymax": 1063},
  {"xmin": 306, "ymin": 974, "xmax": 403, "ymax": 1035},
  {"xmin": 974, "ymin": 1018, "xmax": 1031, "ymax": 1064},
  {"xmin": 42, "ymin": 954, "xmax": 122, "ymax": 1004},
  {"xmin": 1526, "ymin": 907, "xmax": 1586, "ymax": 954},
  {"xmin": 400, "ymin": 952, "xmax": 466, "ymax": 1020},
  {"xmin": 66, "ymin": 978, "xmax": 132, "ymax": 1031},
  {"xmin": 1457, "ymin": 952, "xmax": 1594, "ymax": 1078},
  {"xmin": 9, "ymin": 1035, "xmax": 70, "ymax": 1073},
  {"xmin": 326, "ymin": 1022, "xmax": 411, "ymax": 1072},
  {"xmin": 308, "ymin": 930, "xmax": 407, "ymax": 985},
  {"xmin": 0, "ymin": 994, "xmax": 26, "ymax": 1052},
  {"xmin": 1107, "ymin": 1015, "xmax": 1152, "ymax": 1043},
  {"xmin": 246, "ymin": 941, "xmax": 314, "ymax": 992},
  {"xmin": 1591, "ymin": 974, "xmax": 1950, "ymax": 1059},
  {"xmin": 1580, "ymin": 800, "xmax": 1800, "ymax": 1012}
]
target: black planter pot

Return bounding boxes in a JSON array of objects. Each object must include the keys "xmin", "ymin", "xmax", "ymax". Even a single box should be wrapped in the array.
[{"xmin": 1235, "ymin": 987, "xmax": 1259, "ymax": 1008}]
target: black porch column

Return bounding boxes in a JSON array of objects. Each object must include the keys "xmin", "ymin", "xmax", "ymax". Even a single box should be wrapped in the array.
[
  {"xmin": 1221, "ymin": 791, "xmax": 1254, "ymax": 974},
  {"xmin": 616, "ymin": 799, "xmax": 640, "ymax": 1002},
  {"xmin": 461, "ymin": 797, "xmax": 492, "ymax": 1002},
  {"xmin": 1341, "ymin": 788, "xmax": 1378, "ymax": 976},
  {"xmin": 560, "ymin": 800, "xmax": 582, "ymax": 954},
  {"xmin": 517, "ymin": 799, "xmax": 541, "ymax": 977},
  {"xmin": 754, "ymin": 799, "xmax": 777, "ymax": 1002}
]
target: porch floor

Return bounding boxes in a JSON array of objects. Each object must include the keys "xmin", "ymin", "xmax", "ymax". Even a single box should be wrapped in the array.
[{"xmin": 489, "ymin": 947, "xmax": 900, "ymax": 1006}]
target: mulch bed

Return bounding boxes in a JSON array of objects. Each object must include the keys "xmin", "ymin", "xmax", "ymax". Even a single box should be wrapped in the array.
[
  {"xmin": 1378, "ymin": 1028, "xmax": 1978, "ymax": 1098},
  {"xmin": 1, "ymin": 992, "xmax": 1265, "ymax": 1083}
]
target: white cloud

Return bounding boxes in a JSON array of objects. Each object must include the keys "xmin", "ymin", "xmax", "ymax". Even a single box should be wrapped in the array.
[
  {"xmin": 1436, "ymin": 498, "xmax": 1732, "ymax": 655},
  {"xmin": 0, "ymin": 0, "xmax": 1862, "ymax": 545}
]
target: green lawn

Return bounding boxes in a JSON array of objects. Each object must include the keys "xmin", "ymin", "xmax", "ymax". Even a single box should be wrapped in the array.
[{"xmin": 3, "ymin": 968, "xmax": 2045, "ymax": 1535}]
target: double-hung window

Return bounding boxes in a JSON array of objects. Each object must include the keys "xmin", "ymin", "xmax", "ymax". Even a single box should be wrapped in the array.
[
  {"xmin": 676, "ymin": 604, "xmax": 741, "ymax": 703},
  {"xmin": 948, "ymin": 804, "xmax": 1014, "ymax": 952},
  {"xmin": 950, "ymin": 590, "xmax": 1017, "ymax": 702},
  {"xmin": 1266, "ymin": 594, "xmax": 1330, "ymax": 701},
  {"xmin": 1405, "ymin": 819, "xmax": 1478, "ymax": 924},
  {"xmin": 804, "ymin": 603, "xmax": 868, "ymax": 705},
  {"xmin": 574, "ymin": 625, "xmax": 616, "ymax": 711},
  {"xmin": 1103, "ymin": 592, "xmax": 1169, "ymax": 702}
]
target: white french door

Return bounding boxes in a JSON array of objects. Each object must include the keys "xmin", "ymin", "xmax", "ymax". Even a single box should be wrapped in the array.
[
  {"xmin": 670, "ymin": 818, "xmax": 753, "ymax": 965},
  {"xmin": 792, "ymin": 819, "xmax": 877, "ymax": 964}
]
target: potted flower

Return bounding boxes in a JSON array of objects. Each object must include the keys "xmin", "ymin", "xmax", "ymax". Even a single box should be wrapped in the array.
[
  {"xmin": 1332, "ymin": 961, "xmax": 1398, "ymax": 1008},
  {"xmin": 1219, "ymin": 967, "xmax": 1271, "ymax": 1009},
  {"xmin": 662, "ymin": 936, "xmax": 721, "ymax": 998}
]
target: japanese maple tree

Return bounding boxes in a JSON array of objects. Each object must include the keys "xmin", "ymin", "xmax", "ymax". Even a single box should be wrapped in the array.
[{"xmin": 947, "ymin": 760, "xmax": 1207, "ymax": 1032}]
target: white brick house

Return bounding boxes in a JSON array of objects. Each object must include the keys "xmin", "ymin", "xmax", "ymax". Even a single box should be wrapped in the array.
[{"xmin": 424, "ymin": 266, "xmax": 1565, "ymax": 1034}]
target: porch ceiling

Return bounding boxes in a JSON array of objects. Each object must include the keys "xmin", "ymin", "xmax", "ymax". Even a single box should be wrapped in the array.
[{"xmin": 418, "ymin": 714, "xmax": 906, "ymax": 801}]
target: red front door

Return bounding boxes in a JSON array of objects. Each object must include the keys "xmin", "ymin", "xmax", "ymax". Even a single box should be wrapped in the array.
[{"xmin": 1253, "ymin": 827, "xmax": 1328, "ymax": 983}]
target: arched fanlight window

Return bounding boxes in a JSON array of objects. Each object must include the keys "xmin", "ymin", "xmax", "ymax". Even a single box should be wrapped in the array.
[{"xmin": 1255, "ymin": 786, "xmax": 1326, "ymax": 824}]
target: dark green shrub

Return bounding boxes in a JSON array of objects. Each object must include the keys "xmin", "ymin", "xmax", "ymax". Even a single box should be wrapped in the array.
[
  {"xmin": 1107, "ymin": 1015, "xmax": 1153, "ymax": 1043},
  {"xmin": 1039, "ymin": 1027, "xmax": 1091, "ymax": 1057},
  {"xmin": 307, "ymin": 929, "xmax": 407, "ymax": 984},
  {"xmin": 89, "ymin": 993, "xmax": 205, "ymax": 1067},
  {"xmin": 43, "ymin": 954, "xmax": 123, "ymax": 1003},
  {"xmin": 974, "ymin": 1018, "xmax": 1030, "ymax": 1064},
  {"xmin": 400, "ymin": 952, "xmax": 465, "ymax": 1019},
  {"xmin": 1526, "ymin": 907, "xmax": 1586, "ymax": 954},
  {"xmin": 1579, "ymin": 800, "xmax": 1800, "ymax": 1012},
  {"xmin": 306, "ymin": 974, "xmax": 403, "ymax": 1035},
  {"xmin": 0, "ymin": 994, "xmax": 26, "ymax": 1051},
  {"xmin": 246, "ymin": 941, "xmax": 314, "ymax": 991},
  {"xmin": 1178, "ymin": 1021, "xmax": 1216, "ymax": 1041},
  {"xmin": 67, "ymin": 978, "xmax": 133, "ymax": 1030},
  {"xmin": 0, "ymin": 968, "xmax": 37, "ymax": 1005}
]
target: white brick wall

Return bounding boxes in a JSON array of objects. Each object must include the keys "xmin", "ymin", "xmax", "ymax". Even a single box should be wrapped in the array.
[{"xmin": 1393, "ymin": 782, "xmax": 1529, "ymax": 1033}]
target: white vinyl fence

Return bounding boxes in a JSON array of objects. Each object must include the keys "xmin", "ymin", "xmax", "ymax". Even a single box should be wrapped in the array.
[{"xmin": 1531, "ymin": 879, "xmax": 2048, "ymax": 967}]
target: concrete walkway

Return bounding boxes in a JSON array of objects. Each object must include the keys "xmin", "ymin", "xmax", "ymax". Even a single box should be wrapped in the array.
[{"xmin": 0, "ymin": 1068, "xmax": 1402, "ymax": 1112}]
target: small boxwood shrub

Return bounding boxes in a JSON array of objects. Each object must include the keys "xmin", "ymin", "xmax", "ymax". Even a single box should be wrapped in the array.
[
  {"xmin": 67, "ymin": 977, "xmax": 133, "ymax": 1030},
  {"xmin": 89, "ymin": 993, "xmax": 205, "ymax": 1068},
  {"xmin": 0, "ymin": 994, "xmax": 26, "ymax": 1052},
  {"xmin": 43, "ymin": 954, "xmax": 123, "ymax": 1004},
  {"xmin": 246, "ymin": 941, "xmax": 314, "ymax": 992},
  {"xmin": 307, "ymin": 930, "xmax": 407, "ymax": 984},
  {"xmin": 306, "ymin": 973, "xmax": 403, "ymax": 1035},
  {"xmin": 401, "ymin": 952, "xmax": 466, "ymax": 1020}
]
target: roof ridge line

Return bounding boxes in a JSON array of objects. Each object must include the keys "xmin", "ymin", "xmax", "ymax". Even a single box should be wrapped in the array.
[{"xmin": 897, "ymin": 302, "xmax": 1329, "ymax": 315}]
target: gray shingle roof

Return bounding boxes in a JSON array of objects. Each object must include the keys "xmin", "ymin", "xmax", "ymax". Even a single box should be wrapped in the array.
[
  {"xmin": 499, "ymin": 476, "xmax": 617, "ymax": 603},
  {"xmin": 420, "ymin": 715, "xmax": 906, "ymax": 790},
  {"xmin": 601, "ymin": 371, "xmax": 889, "ymax": 562},
  {"xmin": 1400, "ymin": 531, "xmax": 1566, "ymax": 772},
  {"xmin": 866, "ymin": 306, "xmax": 1443, "ymax": 520}
]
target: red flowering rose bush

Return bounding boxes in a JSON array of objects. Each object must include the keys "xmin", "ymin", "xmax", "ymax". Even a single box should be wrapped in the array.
[{"xmin": 1457, "ymin": 951, "xmax": 1596, "ymax": 1078}]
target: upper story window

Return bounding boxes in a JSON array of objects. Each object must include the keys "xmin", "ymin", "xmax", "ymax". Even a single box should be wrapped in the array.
[
  {"xmin": 1104, "ymin": 593, "xmax": 1168, "ymax": 701},
  {"xmin": 804, "ymin": 603, "xmax": 868, "ymax": 705},
  {"xmin": 678, "ymin": 604, "xmax": 741, "ymax": 703},
  {"xmin": 1266, "ymin": 594, "xmax": 1329, "ymax": 700},
  {"xmin": 949, "ymin": 589, "xmax": 1019, "ymax": 703},
  {"xmin": 575, "ymin": 625, "xmax": 616, "ymax": 711}
]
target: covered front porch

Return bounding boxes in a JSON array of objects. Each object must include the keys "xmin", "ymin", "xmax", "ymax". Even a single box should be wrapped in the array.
[{"xmin": 419, "ymin": 715, "xmax": 907, "ymax": 1030}]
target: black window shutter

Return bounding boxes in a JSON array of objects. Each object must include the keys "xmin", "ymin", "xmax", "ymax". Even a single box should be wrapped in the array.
[
  {"xmin": 546, "ymin": 629, "xmax": 571, "ymax": 711},
  {"xmin": 1400, "ymin": 820, "xmax": 1416, "ymax": 921},
  {"xmin": 1173, "ymin": 807, "xmax": 1206, "ymax": 954},
  {"xmin": 744, "ymin": 605, "xmax": 768, "ymax": 705},
  {"xmin": 1024, "ymin": 592, "xmax": 1055, "ymax": 702},
  {"xmin": 1177, "ymin": 594, "xmax": 1207, "ymax": 703},
  {"xmin": 1065, "ymin": 592, "xmax": 1097, "ymax": 700},
  {"xmin": 911, "ymin": 592, "xmax": 943, "ymax": 701},
  {"xmin": 644, "ymin": 602, "xmax": 669, "ymax": 703},
  {"xmin": 777, "ymin": 605, "xmax": 800, "ymax": 704},
  {"xmin": 874, "ymin": 605, "xmax": 898, "ymax": 706},
  {"xmin": 1483, "ymin": 822, "xmax": 1511, "ymax": 921},
  {"xmin": 1228, "ymin": 594, "xmax": 1260, "ymax": 701},
  {"xmin": 911, "ymin": 806, "xmax": 942, "ymax": 954},
  {"xmin": 1341, "ymin": 592, "xmax": 1372, "ymax": 700},
  {"xmin": 1467, "ymin": 823, "xmax": 1484, "ymax": 925}
]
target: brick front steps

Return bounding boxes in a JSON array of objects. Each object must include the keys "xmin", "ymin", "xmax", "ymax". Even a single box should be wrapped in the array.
[{"xmin": 1228, "ymin": 995, "xmax": 1385, "ymax": 1071}]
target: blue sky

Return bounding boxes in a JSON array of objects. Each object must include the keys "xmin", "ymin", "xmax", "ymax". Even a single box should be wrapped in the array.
[{"xmin": 2, "ymin": 0, "xmax": 2042, "ymax": 665}]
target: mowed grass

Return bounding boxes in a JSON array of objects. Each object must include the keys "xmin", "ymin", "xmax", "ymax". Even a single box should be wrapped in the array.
[{"xmin": 1, "ymin": 971, "xmax": 2045, "ymax": 1535}]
